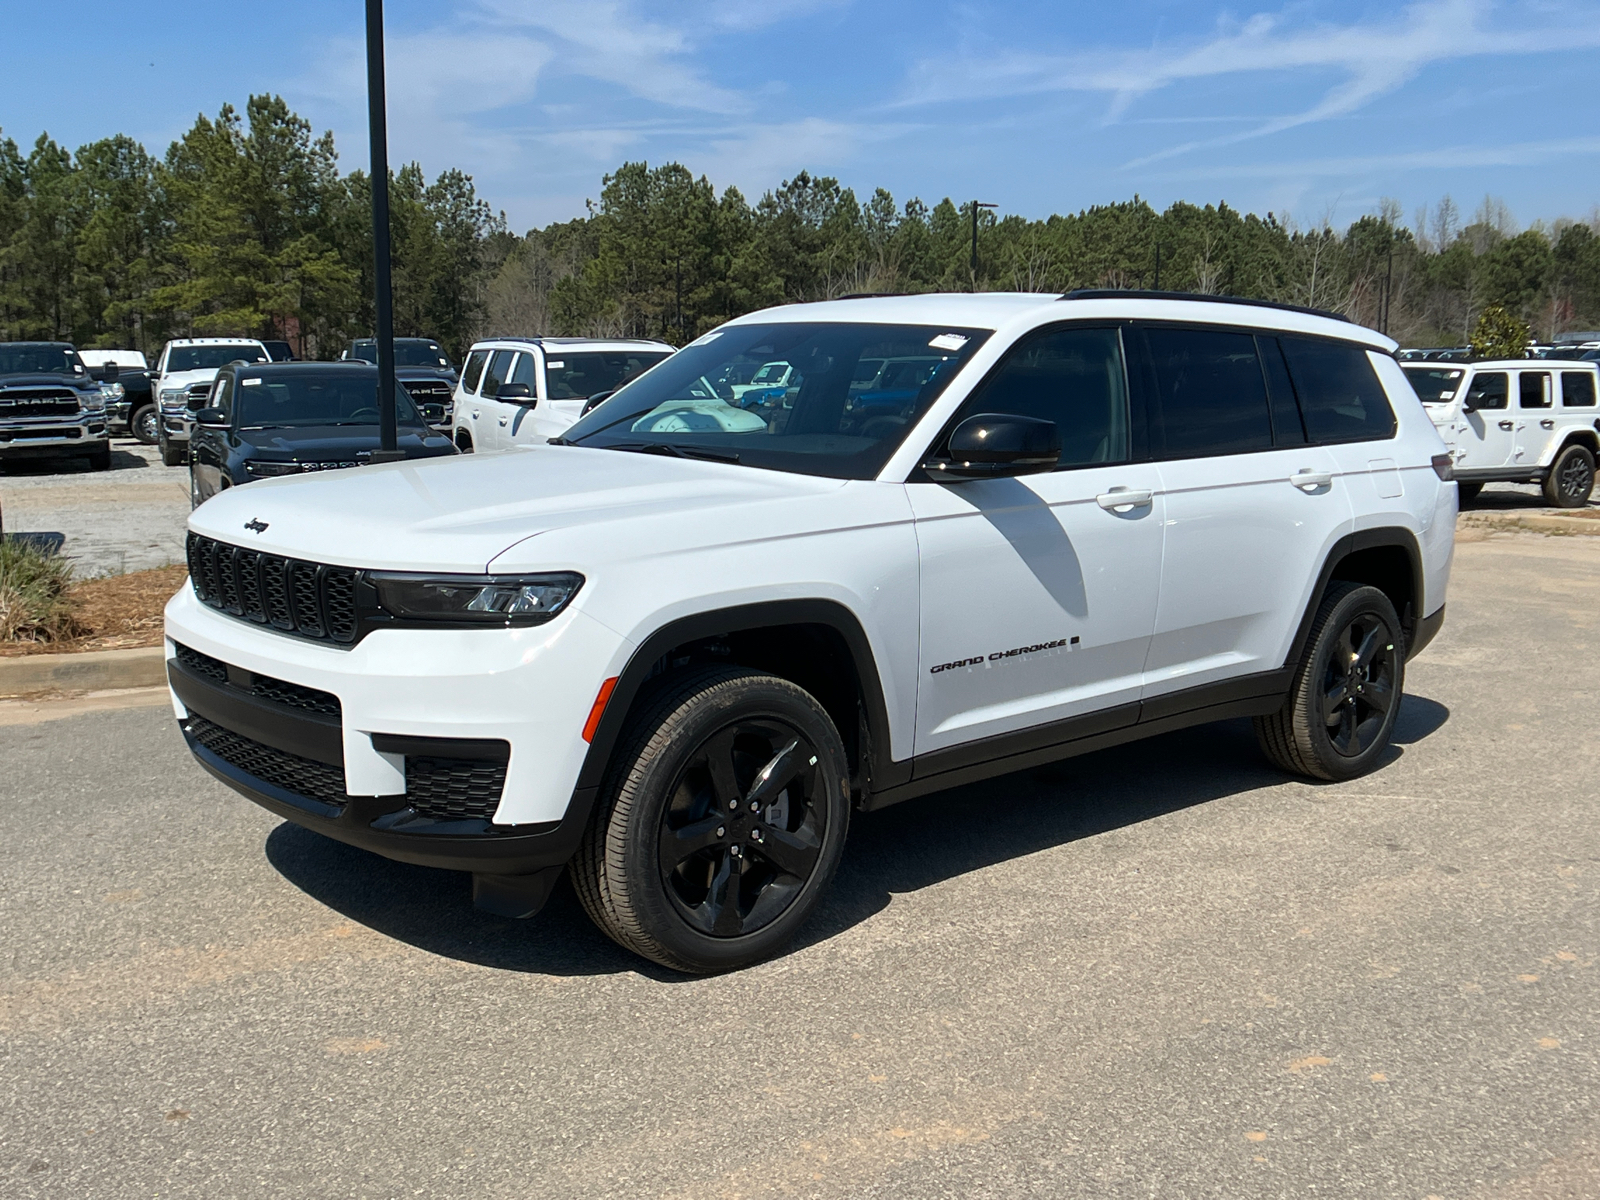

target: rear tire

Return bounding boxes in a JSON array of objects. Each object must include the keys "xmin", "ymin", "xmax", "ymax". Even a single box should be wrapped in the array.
[
  {"xmin": 1255, "ymin": 582, "xmax": 1404, "ymax": 781},
  {"xmin": 455, "ymin": 429, "xmax": 473, "ymax": 453},
  {"xmin": 160, "ymin": 437, "xmax": 185, "ymax": 467},
  {"xmin": 1456, "ymin": 481, "xmax": 1482, "ymax": 507},
  {"xmin": 571, "ymin": 668, "xmax": 851, "ymax": 974},
  {"xmin": 1543, "ymin": 444, "xmax": 1595, "ymax": 508}
]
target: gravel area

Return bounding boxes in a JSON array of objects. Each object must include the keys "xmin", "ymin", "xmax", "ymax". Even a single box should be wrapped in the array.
[{"xmin": 0, "ymin": 440, "xmax": 189, "ymax": 577}]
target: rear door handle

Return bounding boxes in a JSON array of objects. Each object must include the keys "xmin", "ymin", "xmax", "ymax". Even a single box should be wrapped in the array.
[
  {"xmin": 1096, "ymin": 488, "xmax": 1153, "ymax": 511},
  {"xmin": 1498, "ymin": 420, "xmax": 1514, "ymax": 430},
  {"xmin": 1540, "ymin": 419, "xmax": 1555, "ymax": 429},
  {"xmin": 1291, "ymin": 470, "xmax": 1333, "ymax": 491}
]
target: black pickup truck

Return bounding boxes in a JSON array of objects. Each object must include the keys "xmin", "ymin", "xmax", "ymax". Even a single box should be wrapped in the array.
[
  {"xmin": 0, "ymin": 342, "xmax": 113, "ymax": 470},
  {"xmin": 81, "ymin": 353, "xmax": 158, "ymax": 443},
  {"xmin": 342, "ymin": 337, "xmax": 459, "ymax": 428}
]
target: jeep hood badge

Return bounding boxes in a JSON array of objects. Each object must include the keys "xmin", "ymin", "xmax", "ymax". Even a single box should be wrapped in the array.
[{"xmin": 244, "ymin": 518, "xmax": 269, "ymax": 534}]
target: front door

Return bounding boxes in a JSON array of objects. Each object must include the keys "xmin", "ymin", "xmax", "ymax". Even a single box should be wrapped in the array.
[
  {"xmin": 475, "ymin": 349, "xmax": 516, "ymax": 452},
  {"xmin": 1454, "ymin": 371, "xmax": 1515, "ymax": 470},
  {"xmin": 496, "ymin": 350, "xmax": 544, "ymax": 448},
  {"xmin": 911, "ymin": 324, "xmax": 1164, "ymax": 757}
]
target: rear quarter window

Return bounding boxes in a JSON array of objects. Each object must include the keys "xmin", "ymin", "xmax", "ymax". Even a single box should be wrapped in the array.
[
  {"xmin": 1561, "ymin": 371, "xmax": 1597, "ymax": 407},
  {"xmin": 1280, "ymin": 337, "xmax": 1396, "ymax": 443}
]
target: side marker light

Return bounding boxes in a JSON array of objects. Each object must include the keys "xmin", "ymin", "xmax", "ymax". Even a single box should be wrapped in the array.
[{"xmin": 583, "ymin": 677, "xmax": 619, "ymax": 743}]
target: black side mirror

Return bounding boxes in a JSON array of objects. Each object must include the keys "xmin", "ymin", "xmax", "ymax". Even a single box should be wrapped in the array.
[
  {"xmin": 580, "ymin": 389, "xmax": 615, "ymax": 416},
  {"xmin": 496, "ymin": 382, "xmax": 535, "ymax": 404},
  {"xmin": 1460, "ymin": 394, "xmax": 1477, "ymax": 413},
  {"xmin": 195, "ymin": 407, "xmax": 229, "ymax": 428},
  {"xmin": 103, "ymin": 362, "xmax": 120, "ymax": 380},
  {"xmin": 924, "ymin": 413, "xmax": 1060, "ymax": 480}
]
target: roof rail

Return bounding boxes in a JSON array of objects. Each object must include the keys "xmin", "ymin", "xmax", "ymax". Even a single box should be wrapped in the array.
[
  {"xmin": 835, "ymin": 292, "xmax": 909, "ymax": 301},
  {"xmin": 1058, "ymin": 289, "xmax": 1351, "ymax": 324}
]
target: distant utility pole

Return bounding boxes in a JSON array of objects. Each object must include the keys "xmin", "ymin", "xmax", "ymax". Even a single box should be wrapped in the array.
[
  {"xmin": 1381, "ymin": 249, "xmax": 1394, "ymax": 335},
  {"xmin": 366, "ymin": 0, "xmax": 401, "ymax": 461},
  {"xmin": 969, "ymin": 201, "xmax": 997, "ymax": 292}
]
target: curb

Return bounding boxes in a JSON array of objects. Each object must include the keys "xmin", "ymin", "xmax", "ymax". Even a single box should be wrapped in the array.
[
  {"xmin": 1459, "ymin": 512, "xmax": 1600, "ymax": 537},
  {"xmin": 0, "ymin": 645, "xmax": 167, "ymax": 698}
]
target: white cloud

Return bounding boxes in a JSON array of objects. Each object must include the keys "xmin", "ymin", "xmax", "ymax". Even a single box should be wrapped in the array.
[{"xmin": 897, "ymin": 0, "xmax": 1600, "ymax": 166}]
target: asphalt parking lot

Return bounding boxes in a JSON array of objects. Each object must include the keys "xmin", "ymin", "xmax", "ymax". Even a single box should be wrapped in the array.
[
  {"xmin": 0, "ymin": 439, "xmax": 189, "ymax": 576},
  {"xmin": 1, "ymin": 529, "xmax": 1597, "ymax": 1199}
]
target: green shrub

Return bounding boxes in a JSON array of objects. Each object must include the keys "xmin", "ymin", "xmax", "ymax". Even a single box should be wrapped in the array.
[
  {"xmin": 1469, "ymin": 304, "xmax": 1531, "ymax": 360},
  {"xmin": 0, "ymin": 538, "xmax": 83, "ymax": 643}
]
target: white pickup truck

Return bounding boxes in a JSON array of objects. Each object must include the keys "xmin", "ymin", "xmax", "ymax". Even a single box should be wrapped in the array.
[
  {"xmin": 1402, "ymin": 359, "xmax": 1600, "ymax": 506},
  {"xmin": 155, "ymin": 338, "xmax": 271, "ymax": 465}
]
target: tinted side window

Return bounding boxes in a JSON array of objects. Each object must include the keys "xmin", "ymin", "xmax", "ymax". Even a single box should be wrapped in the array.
[
  {"xmin": 1561, "ymin": 371, "xmax": 1597, "ymax": 407},
  {"xmin": 482, "ymin": 350, "xmax": 514, "ymax": 397},
  {"xmin": 1466, "ymin": 372, "xmax": 1508, "ymax": 410},
  {"xmin": 1257, "ymin": 336, "xmax": 1306, "ymax": 444},
  {"xmin": 462, "ymin": 350, "xmax": 488, "ymax": 393},
  {"xmin": 955, "ymin": 326, "xmax": 1128, "ymax": 468},
  {"xmin": 1279, "ymin": 337, "xmax": 1396, "ymax": 443},
  {"xmin": 1144, "ymin": 327, "xmax": 1272, "ymax": 459},
  {"xmin": 1519, "ymin": 371, "xmax": 1551, "ymax": 408},
  {"xmin": 508, "ymin": 352, "xmax": 537, "ymax": 390}
]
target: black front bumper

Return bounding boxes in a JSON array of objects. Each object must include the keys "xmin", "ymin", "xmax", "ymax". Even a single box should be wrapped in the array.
[{"xmin": 171, "ymin": 656, "xmax": 595, "ymax": 916}]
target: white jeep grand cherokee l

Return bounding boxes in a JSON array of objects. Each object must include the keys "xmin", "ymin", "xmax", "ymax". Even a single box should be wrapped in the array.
[{"xmin": 166, "ymin": 291, "xmax": 1455, "ymax": 973}]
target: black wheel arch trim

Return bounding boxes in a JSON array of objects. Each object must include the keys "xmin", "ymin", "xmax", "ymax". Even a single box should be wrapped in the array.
[
  {"xmin": 1286, "ymin": 527, "xmax": 1429, "ymax": 668},
  {"xmin": 573, "ymin": 599, "xmax": 907, "ymax": 802}
]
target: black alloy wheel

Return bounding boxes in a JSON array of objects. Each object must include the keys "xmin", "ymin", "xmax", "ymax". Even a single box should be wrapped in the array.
[
  {"xmin": 1255, "ymin": 582, "xmax": 1405, "ymax": 781},
  {"xmin": 572, "ymin": 667, "xmax": 850, "ymax": 973},
  {"xmin": 1543, "ymin": 444, "xmax": 1595, "ymax": 508},
  {"xmin": 132, "ymin": 404, "xmax": 159, "ymax": 445},
  {"xmin": 658, "ymin": 720, "xmax": 827, "ymax": 938},
  {"xmin": 1319, "ymin": 611, "xmax": 1397, "ymax": 758}
]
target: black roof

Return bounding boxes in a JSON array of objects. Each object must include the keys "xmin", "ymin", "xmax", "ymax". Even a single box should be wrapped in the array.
[
  {"xmin": 351, "ymin": 336, "xmax": 440, "ymax": 345},
  {"xmin": 233, "ymin": 360, "xmax": 375, "ymax": 376},
  {"xmin": 1058, "ymin": 289, "xmax": 1351, "ymax": 324}
]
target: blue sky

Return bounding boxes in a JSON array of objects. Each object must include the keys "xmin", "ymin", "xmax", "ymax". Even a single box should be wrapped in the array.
[{"xmin": 4, "ymin": 0, "xmax": 1599, "ymax": 235}]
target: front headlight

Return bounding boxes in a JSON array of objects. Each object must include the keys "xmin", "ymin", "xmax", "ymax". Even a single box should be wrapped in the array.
[
  {"xmin": 160, "ymin": 389, "xmax": 186, "ymax": 409},
  {"xmin": 102, "ymin": 382, "xmax": 125, "ymax": 401},
  {"xmin": 244, "ymin": 461, "xmax": 303, "ymax": 478},
  {"xmin": 370, "ymin": 572, "xmax": 584, "ymax": 625},
  {"xmin": 84, "ymin": 390, "xmax": 107, "ymax": 413}
]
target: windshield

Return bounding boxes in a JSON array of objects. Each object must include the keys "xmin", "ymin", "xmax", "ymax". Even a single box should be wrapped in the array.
[
  {"xmin": 545, "ymin": 351, "xmax": 671, "ymax": 399},
  {"xmin": 166, "ymin": 344, "xmax": 266, "ymax": 373},
  {"xmin": 1403, "ymin": 366, "xmax": 1465, "ymax": 404},
  {"xmin": 0, "ymin": 345, "xmax": 85, "ymax": 376},
  {"xmin": 563, "ymin": 322, "xmax": 991, "ymax": 479},
  {"xmin": 349, "ymin": 340, "xmax": 452, "ymax": 368},
  {"xmin": 236, "ymin": 373, "xmax": 425, "ymax": 429}
]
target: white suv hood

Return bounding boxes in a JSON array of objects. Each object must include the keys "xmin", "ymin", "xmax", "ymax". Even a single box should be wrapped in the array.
[{"xmin": 187, "ymin": 444, "xmax": 846, "ymax": 572}]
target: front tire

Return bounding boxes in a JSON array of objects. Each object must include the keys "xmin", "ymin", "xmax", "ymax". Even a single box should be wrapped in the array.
[
  {"xmin": 572, "ymin": 668, "xmax": 851, "ymax": 974},
  {"xmin": 85, "ymin": 445, "xmax": 112, "ymax": 471},
  {"xmin": 1255, "ymin": 582, "xmax": 1404, "ymax": 781},
  {"xmin": 1543, "ymin": 444, "xmax": 1595, "ymax": 508},
  {"xmin": 131, "ymin": 404, "xmax": 159, "ymax": 445}
]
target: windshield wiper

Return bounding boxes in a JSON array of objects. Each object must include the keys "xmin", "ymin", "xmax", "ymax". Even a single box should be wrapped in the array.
[{"xmin": 605, "ymin": 441, "xmax": 741, "ymax": 464}]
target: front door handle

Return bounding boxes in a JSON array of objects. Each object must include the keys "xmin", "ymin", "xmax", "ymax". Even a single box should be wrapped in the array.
[
  {"xmin": 1540, "ymin": 419, "xmax": 1555, "ymax": 429},
  {"xmin": 1291, "ymin": 470, "xmax": 1333, "ymax": 491},
  {"xmin": 1096, "ymin": 487, "xmax": 1153, "ymax": 512},
  {"xmin": 470, "ymin": 410, "xmax": 479, "ymax": 420},
  {"xmin": 1498, "ymin": 420, "xmax": 1514, "ymax": 430}
]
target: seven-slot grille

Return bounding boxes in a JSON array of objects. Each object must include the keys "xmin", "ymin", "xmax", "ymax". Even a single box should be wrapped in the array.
[
  {"xmin": 0, "ymin": 388, "xmax": 82, "ymax": 419},
  {"xmin": 187, "ymin": 532, "xmax": 359, "ymax": 644}
]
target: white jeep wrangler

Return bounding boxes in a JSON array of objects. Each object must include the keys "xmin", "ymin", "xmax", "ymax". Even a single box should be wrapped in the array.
[
  {"xmin": 1402, "ymin": 359, "xmax": 1600, "ymax": 506},
  {"xmin": 166, "ymin": 292, "xmax": 1455, "ymax": 973}
]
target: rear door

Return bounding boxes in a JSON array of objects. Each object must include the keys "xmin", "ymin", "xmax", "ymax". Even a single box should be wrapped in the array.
[
  {"xmin": 1139, "ymin": 326, "xmax": 1354, "ymax": 700},
  {"xmin": 1513, "ymin": 369, "xmax": 1554, "ymax": 468},
  {"xmin": 499, "ymin": 350, "xmax": 544, "ymax": 447}
]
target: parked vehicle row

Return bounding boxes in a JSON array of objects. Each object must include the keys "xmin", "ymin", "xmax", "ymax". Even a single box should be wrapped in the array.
[{"xmin": 167, "ymin": 290, "xmax": 1455, "ymax": 974}]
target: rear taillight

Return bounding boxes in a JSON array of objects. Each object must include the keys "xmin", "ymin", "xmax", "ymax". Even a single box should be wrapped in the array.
[{"xmin": 1431, "ymin": 453, "xmax": 1454, "ymax": 481}]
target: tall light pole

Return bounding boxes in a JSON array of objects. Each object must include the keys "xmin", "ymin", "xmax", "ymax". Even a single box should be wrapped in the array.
[
  {"xmin": 969, "ymin": 201, "xmax": 997, "ymax": 292},
  {"xmin": 366, "ymin": 0, "xmax": 401, "ymax": 461}
]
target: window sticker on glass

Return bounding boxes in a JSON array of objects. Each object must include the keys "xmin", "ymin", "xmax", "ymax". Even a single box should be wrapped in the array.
[
  {"xmin": 929, "ymin": 333, "xmax": 970, "ymax": 352},
  {"xmin": 242, "ymin": 378, "xmax": 263, "ymax": 386},
  {"xmin": 546, "ymin": 361, "xmax": 564, "ymax": 369}
]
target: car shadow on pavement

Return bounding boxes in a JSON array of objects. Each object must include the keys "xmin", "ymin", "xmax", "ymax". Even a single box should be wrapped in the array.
[{"xmin": 265, "ymin": 694, "xmax": 1450, "ymax": 980}]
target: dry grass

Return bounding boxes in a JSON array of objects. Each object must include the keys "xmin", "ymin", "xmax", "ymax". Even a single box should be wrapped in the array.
[
  {"xmin": 0, "ymin": 539, "xmax": 86, "ymax": 645},
  {"xmin": 0, "ymin": 563, "xmax": 187, "ymax": 657}
]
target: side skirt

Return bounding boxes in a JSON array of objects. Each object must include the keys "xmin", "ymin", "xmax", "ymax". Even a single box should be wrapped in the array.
[{"xmin": 862, "ymin": 669, "xmax": 1290, "ymax": 812}]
